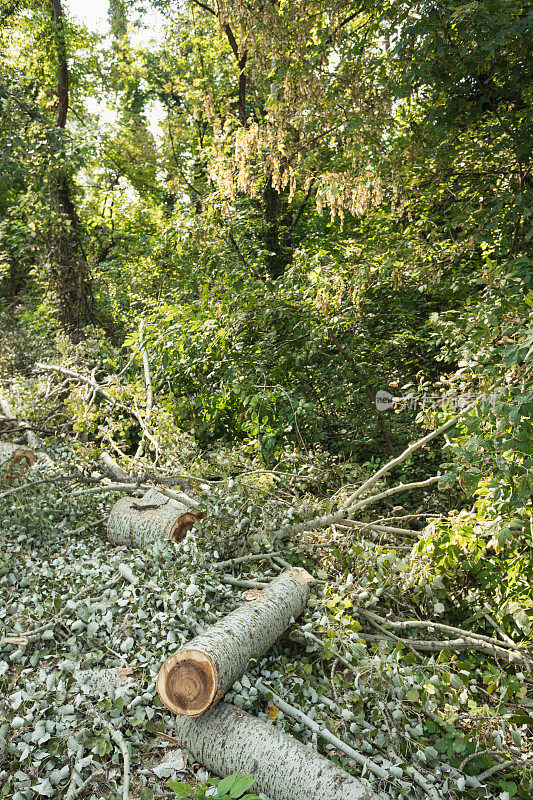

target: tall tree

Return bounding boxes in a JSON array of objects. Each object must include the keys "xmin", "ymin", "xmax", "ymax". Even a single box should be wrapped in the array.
[{"xmin": 48, "ymin": 0, "xmax": 95, "ymax": 332}]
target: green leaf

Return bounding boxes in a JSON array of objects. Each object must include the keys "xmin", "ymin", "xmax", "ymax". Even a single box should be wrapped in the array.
[
  {"xmin": 229, "ymin": 776, "xmax": 255, "ymax": 798},
  {"xmin": 216, "ymin": 774, "xmax": 238, "ymax": 796},
  {"xmin": 167, "ymin": 782, "xmax": 194, "ymax": 797},
  {"xmin": 406, "ymin": 689, "xmax": 420, "ymax": 702}
]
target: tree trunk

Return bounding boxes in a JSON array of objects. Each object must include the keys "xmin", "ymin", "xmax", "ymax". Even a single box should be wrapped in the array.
[
  {"xmin": 0, "ymin": 442, "xmax": 35, "ymax": 483},
  {"xmin": 106, "ymin": 489, "xmax": 202, "ymax": 549},
  {"xmin": 263, "ymin": 176, "xmax": 293, "ymax": 279},
  {"xmin": 157, "ymin": 568, "xmax": 314, "ymax": 716},
  {"xmin": 49, "ymin": 0, "xmax": 95, "ymax": 334},
  {"xmin": 174, "ymin": 702, "xmax": 379, "ymax": 800}
]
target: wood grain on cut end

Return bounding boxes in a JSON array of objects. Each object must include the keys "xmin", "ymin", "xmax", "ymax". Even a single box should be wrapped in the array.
[
  {"xmin": 293, "ymin": 567, "xmax": 315, "ymax": 586},
  {"xmin": 169, "ymin": 511, "xmax": 203, "ymax": 543},
  {"xmin": 156, "ymin": 648, "xmax": 218, "ymax": 716},
  {"xmin": 0, "ymin": 417, "xmax": 18, "ymax": 436},
  {"xmin": 0, "ymin": 444, "xmax": 35, "ymax": 484}
]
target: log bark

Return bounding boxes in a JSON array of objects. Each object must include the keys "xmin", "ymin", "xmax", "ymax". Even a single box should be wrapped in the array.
[
  {"xmin": 0, "ymin": 390, "xmax": 47, "ymax": 454},
  {"xmin": 100, "ymin": 451, "xmax": 129, "ymax": 481},
  {"xmin": 0, "ymin": 442, "xmax": 35, "ymax": 483},
  {"xmin": 106, "ymin": 489, "xmax": 202, "ymax": 549},
  {"xmin": 157, "ymin": 568, "xmax": 314, "ymax": 717},
  {"xmin": 174, "ymin": 702, "xmax": 379, "ymax": 800}
]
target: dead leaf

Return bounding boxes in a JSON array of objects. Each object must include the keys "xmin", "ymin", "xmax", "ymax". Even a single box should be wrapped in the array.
[{"xmin": 116, "ymin": 667, "xmax": 134, "ymax": 681}]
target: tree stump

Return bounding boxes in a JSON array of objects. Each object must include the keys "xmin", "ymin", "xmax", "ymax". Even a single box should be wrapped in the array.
[
  {"xmin": 106, "ymin": 488, "xmax": 202, "ymax": 550},
  {"xmin": 157, "ymin": 568, "xmax": 314, "ymax": 716},
  {"xmin": 174, "ymin": 702, "xmax": 379, "ymax": 800}
]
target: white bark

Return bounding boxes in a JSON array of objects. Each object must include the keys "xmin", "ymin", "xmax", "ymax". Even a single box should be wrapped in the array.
[
  {"xmin": 174, "ymin": 702, "xmax": 379, "ymax": 800},
  {"xmin": 106, "ymin": 489, "xmax": 202, "ymax": 549},
  {"xmin": 0, "ymin": 390, "xmax": 42, "ymax": 451},
  {"xmin": 100, "ymin": 451, "xmax": 130, "ymax": 481},
  {"xmin": 157, "ymin": 568, "xmax": 314, "ymax": 716},
  {"xmin": 0, "ymin": 442, "xmax": 35, "ymax": 482}
]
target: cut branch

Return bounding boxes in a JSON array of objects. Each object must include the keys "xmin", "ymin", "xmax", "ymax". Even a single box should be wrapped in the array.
[
  {"xmin": 174, "ymin": 702, "xmax": 380, "ymax": 800},
  {"xmin": 277, "ymin": 475, "xmax": 440, "ymax": 538},
  {"xmin": 339, "ymin": 395, "xmax": 485, "ymax": 510},
  {"xmin": 107, "ymin": 489, "xmax": 203, "ymax": 549},
  {"xmin": 0, "ymin": 442, "xmax": 35, "ymax": 484},
  {"xmin": 157, "ymin": 568, "xmax": 314, "ymax": 716}
]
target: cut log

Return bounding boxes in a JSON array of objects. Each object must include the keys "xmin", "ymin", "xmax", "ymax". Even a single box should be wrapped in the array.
[
  {"xmin": 100, "ymin": 451, "xmax": 129, "ymax": 482},
  {"xmin": 0, "ymin": 416, "xmax": 18, "ymax": 437},
  {"xmin": 174, "ymin": 702, "xmax": 379, "ymax": 800},
  {"xmin": 106, "ymin": 488, "xmax": 202, "ymax": 549},
  {"xmin": 157, "ymin": 568, "xmax": 314, "ymax": 717},
  {"xmin": 0, "ymin": 442, "xmax": 35, "ymax": 484}
]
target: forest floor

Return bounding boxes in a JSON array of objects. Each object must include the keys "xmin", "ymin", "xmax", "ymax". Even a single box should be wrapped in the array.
[{"xmin": 1, "ymin": 334, "xmax": 532, "ymax": 800}]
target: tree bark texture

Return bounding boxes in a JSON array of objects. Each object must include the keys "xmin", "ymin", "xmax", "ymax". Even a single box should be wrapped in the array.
[
  {"xmin": 157, "ymin": 568, "xmax": 314, "ymax": 716},
  {"xmin": 106, "ymin": 489, "xmax": 202, "ymax": 550},
  {"xmin": 174, "ymin": 702, "xmax": 379, "ymax": 800},
  {"xmin": 0, "ymin": 442, "xmax": 35, "ymax": 483},
  {"xmin": 49, "ymin": 0, "xmax": 95, "ymax": 333}
]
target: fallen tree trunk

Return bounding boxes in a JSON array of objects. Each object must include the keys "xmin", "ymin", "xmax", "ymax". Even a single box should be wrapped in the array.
[
  {"xmin": 0, "ymin": 442, "xmax": 35, "ymax": 483},
  {"xmin": 157, "ymin": 568, "xmax": 314, "ymax": 716},
  {"xmin": 174, "ymin": 702, "xmax": 379, "ymax": 800},
  {"xmin": 106, "ymin": 488, "xmax": 202, "ymax": 549}
]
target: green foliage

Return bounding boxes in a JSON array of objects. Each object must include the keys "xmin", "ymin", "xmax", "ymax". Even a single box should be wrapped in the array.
[{"xmin": 168, "ymin": 773, "xmax": 260, "ymax": 799}]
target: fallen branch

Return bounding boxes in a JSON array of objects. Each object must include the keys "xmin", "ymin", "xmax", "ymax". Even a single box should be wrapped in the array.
[
  {"xmin": 213, "ymin": 551, "xmax": 283, "ymax": 570},
  {"xmin": 100, "ymin": 451, "xmax": 130, "ymax": 481},
  {"xmin": 356, "ymin": 632, "xmax": 525, "ymax": 663},
  {"xmin": 220, "ymin": 575, "xmax": 269, "ymax": 589},
  {"xmin": 476, "ymin": 760, "xmax": 517, "ymax": 781},
  {"xmin": 256, "ymin": 681, "xmax": 442, "ymax": 800},
  {"xmin": 97, "ymin": 718, "xmax": 130, "ymax": 800},
  {"xmin": 71, "ymin": 480, "xmax": 199, "ymax": 509},
  {"xmin": 34, "ymin": 362, "xmax": 160, "ymax": 453},
  {"xmin": 341, "ymin": 519, "xmax": 419, "ymax": 537},
  {"xmin": 280, "ymin": 475, "xmax": 442, "ymax": 539},
  {"xmin": 71, "ymin": 771, "xmax": 104, "ymax": 800},
  {"xmin": 358, "ymin": 608, "xmax": 533, "ymax": 663},
  {"xmin": 459, "ymin": 749, "xmax": 509, "ymax": 772},
  {"xmin": 360, "ymin": 609, "xmax": 531, "ymax": 656},
  {"xmin": 339, "ymin": 394, "xmax": 484, "ymax": 509},
  {"xmin": 255, "ymin": 680, "xmax": 388, "ymax": 780},
  {"xmin": 0, "ymin": 390, "xmax": 41, "ymax": 451}
]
